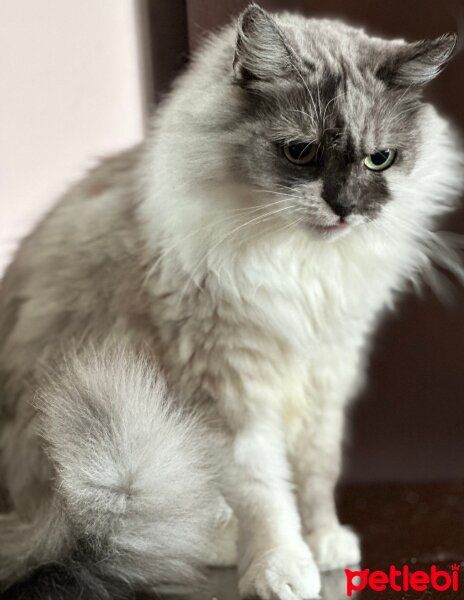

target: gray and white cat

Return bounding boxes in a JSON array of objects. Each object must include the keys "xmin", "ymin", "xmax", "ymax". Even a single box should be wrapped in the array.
[{"xmin": 0, "ymin": 4, "xmax": 462, "ymax": 599}]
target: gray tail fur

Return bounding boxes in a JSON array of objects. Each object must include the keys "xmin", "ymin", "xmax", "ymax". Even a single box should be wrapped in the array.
[
  {"xmin": 0, "ymin": 341, "xmax": 217, "ymax": 598},
  {"xmin": 2, "ymin": 548, "xmax": 135, "ymax": 600}
]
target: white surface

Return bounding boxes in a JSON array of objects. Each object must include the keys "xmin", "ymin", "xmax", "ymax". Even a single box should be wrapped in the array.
[{"xmin": 0, "ymin": 0, "xmax": 147, "ymax": 276}]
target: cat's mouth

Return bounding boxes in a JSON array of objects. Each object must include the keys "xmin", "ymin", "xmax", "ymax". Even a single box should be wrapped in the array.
[
  {"xmin": 311, "ymin": 218, "xmax": 349, "ymax": 234},
  {"xmin": 316, "ymin": 220, "xmax": 347, "ymax": 231}
]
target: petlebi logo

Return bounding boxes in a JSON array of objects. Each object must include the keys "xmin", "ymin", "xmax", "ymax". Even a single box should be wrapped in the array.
[{"xmin": 345, "ymin": 563, "xmax": 461, "ymax": 596}]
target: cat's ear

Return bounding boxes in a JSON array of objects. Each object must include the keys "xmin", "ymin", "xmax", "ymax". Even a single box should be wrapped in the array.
[
  {"xmin": 233, "ymin": 4, "xmax": 295, "ymax": 84},
  {"xmin": 378, "ymin": 33, "xmax": 457, "ymax": 87}
]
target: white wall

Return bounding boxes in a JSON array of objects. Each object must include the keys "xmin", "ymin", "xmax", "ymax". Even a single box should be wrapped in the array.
[{"xmin": 0, "ymin": 0, "xmax": 147, "ymax": 275}]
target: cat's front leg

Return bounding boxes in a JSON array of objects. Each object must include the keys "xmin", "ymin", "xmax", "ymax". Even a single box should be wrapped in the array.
[
  {"xmin": 291, "ymin": 403, "xmax": 361, "ymax": 572},
  {"xmin": 219, "ymin": 412, "xmax": 321, "ymax": 600}
]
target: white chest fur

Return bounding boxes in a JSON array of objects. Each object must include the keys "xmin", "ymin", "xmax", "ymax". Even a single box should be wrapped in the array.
[{"xmin": 195, "ymin": 228, "xmax": 406, "ymax": 441}]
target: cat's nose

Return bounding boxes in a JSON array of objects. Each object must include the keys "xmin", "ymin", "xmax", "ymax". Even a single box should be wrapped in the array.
[{"xmin": 326, "ymin": 198, "xmax": 353, "ymax": 218}]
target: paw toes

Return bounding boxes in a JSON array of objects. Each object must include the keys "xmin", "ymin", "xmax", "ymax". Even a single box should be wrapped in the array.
[
  {"xmin": 305, "ymin": 525, "xmax": 360, "ymax": 572},
  {"xmin": 239, "ymin": 545, "xmax": 321, "ymax": 600}
]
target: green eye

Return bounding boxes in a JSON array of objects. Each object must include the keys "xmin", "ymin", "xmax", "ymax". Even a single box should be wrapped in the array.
[
  {"xmin": 364, "ymin": 149, "xmax": 396, "ymax": 171},
  {"xmin": 284, "ymin": 142, "xmax": 318, "ymax": 166}
]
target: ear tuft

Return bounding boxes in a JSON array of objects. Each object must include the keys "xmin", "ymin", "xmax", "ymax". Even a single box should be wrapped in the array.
[
  {"xmin": 378, "ymin": 32, "xmax": 458, "ymax": 87},
  {"xmin": 233, "ymin": 3, "xmax": 295, "ymax": 83}
]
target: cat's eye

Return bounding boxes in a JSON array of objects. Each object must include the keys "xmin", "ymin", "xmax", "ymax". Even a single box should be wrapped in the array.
[
  {"xmin": 364, "ymin": 149, "xmax": 396, "ymax": 171},
  {"xmin": 284, "ymin": 142, "xmax": 318, "ymax": 166}
]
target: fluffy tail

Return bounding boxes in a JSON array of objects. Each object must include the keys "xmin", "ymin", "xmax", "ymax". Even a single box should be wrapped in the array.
[{"xmin": 0, "ymin": 342, "xmax": 217, "ymax": 599}]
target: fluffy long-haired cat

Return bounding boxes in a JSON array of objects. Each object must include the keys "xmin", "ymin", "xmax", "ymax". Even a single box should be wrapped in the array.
[{"xmin": 0, "ymin": 4, "xmax": 462, "ymax": 599}]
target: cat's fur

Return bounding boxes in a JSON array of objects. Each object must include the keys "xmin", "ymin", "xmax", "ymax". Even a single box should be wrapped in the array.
[{"xmin": 0, "ymin": 4, "xmax": 462, "ymax": 599}]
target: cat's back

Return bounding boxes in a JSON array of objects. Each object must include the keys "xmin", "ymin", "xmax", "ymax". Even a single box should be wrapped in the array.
[{"xmin": 0, "ymin": 145, "xmax": 150, "ymax": 385}]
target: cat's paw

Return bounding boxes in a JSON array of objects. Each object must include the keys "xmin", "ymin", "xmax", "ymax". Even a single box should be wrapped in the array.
[
  {"xmin": 305, "ymin": 524, "xmax": 360, "ymax": 572},
  {"xmin": 238, "ymin": 542, "xmax": 321, "ymax": 600}
]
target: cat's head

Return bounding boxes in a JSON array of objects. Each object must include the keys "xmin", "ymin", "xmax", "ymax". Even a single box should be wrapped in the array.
[{"xmin": 222, "ymin": 4, "xmax": 460, "ymax": 241}]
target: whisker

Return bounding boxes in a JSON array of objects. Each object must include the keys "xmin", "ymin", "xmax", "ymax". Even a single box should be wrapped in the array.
[
  {"xmin": 142, "ymin": 196, "xmax": 301, "ymax": 286},
  {"xmin": 174, "ymin": 204, "xmax": 299, "ymax": 309},
  {"xmin": 322, "ymin": 91, "xmax": 345, "ymax": 126},
  {"xmin": 217, "ymin": 214, "xmax": 307, "ymax": 274},
  {"xmin": 292, "ymin": 65, "xmax": 320, "ymax": 126}
]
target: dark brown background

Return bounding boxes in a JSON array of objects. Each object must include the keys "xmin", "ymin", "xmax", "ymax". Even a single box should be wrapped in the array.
[{"xmin": 146, "ymin": 0, "xmax": 464, "ymax": 483}]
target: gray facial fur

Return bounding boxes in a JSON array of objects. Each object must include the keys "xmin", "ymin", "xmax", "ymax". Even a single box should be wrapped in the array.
[{"xmin": 230, "ymin": 5, "xmax": 456, "ymax": 220}]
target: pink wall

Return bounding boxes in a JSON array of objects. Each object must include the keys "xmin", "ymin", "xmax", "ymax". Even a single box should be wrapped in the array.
[{"xmin": 0, "ymin": 0, "xmax": 147, "ymax": 275}]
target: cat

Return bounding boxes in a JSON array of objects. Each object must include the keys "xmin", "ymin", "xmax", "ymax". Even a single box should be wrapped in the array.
[{"xmin": 0, "ymin": 3, "xmax": 462, "ymax": 599}]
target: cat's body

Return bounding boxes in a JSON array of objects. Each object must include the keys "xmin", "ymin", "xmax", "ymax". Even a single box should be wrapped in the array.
[{"xmin": 0, "ymin": 5, "xmax": 462, "ymax": 600}]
